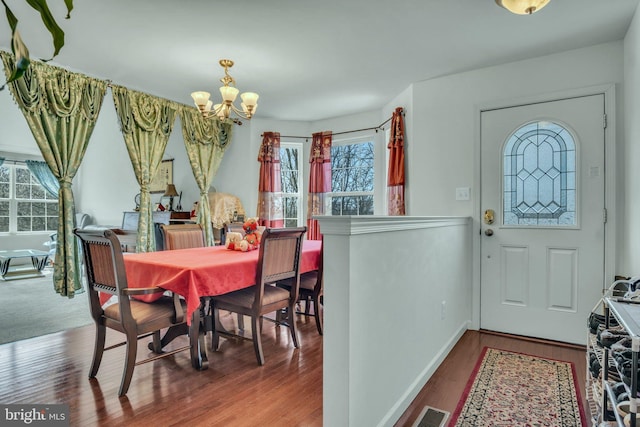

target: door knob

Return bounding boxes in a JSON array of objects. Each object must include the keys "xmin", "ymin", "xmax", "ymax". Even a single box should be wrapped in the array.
[{"xmin": 484, "ymin": 229, "xmax": 494, "ymax": 236}]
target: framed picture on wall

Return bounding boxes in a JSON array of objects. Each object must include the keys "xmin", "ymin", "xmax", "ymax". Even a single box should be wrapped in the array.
[{"xmin": 150, "ymin": 159, "xmax": 173, "ymax": 193}]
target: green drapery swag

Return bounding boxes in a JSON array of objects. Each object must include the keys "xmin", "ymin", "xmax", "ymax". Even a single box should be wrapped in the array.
[
  {"xmin": 0, "ymin": 51, "xmax": 107, "ymax": 298},
  {"xmin": 179, "ymin": 107, "xmax": 233, "ymax": 246},
  {"xmin": 111, "ymin": 85, "xmax": 178, "ymax": 252}
]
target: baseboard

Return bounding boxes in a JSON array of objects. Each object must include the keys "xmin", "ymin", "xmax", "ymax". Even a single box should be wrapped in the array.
[
  {"xmin": 378, "ymin": 320, "xmax": 470, "ymax": 427},
  {"xmin": 479, "ymin": 329, "xmax": 586, "ymax": 351}
]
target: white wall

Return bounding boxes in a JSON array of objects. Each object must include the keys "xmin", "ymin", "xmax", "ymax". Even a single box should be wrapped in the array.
[
  {"xmin": 407, "ymin": 41, "xmax": 624, "ymax": 218},
  {"xmin": 624, "ymin": 9, "xmax": 640, "ymax": 276},
  {"xmin": 318, "ymin": 216, "xmax": 472, "ymax": 427}
]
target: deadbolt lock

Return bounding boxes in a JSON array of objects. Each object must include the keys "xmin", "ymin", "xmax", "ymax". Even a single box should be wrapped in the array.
[{"xmin": 483, "ymin": 209, "xmax": 495, "ymax": 225}]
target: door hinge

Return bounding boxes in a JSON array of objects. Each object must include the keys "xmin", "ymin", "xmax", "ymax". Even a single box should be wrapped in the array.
[
  {"xmin": 604, "ymin": 208, "xmax": 608, "ymax": 224},
  {"xmin": 603, "ymin": 114, "xmax": 608, "ymax": 129}
]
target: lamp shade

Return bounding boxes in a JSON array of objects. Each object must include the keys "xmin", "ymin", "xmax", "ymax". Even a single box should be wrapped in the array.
[
  {"xmin": 220, "ymin": 85, "xmax": 239, "ymax": 102},
  {"xmin": 191, "ymin": 91, "xmax": 211, "ymax": 107},
  {"xmin": 495, "ymin": 0, "xmax": 550, "ymax": 14},
  {"xmin": 164, "ymin": 184, "xmax": 179, "ymax": 197},
  {"xmin": 240, "ymin": 92, "xmax": 259, "ymax": 107}
]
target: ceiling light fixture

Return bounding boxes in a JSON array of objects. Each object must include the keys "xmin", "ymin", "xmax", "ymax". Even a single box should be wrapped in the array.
[
  {"xmin": 495, "ymin": 0, "xmax": 550, "ymax": 15},
  {"xmin": 191, "ymin": 59, "xmax": 259, "ymax": 123}
]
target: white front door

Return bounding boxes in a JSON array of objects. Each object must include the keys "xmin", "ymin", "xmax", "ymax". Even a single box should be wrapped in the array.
[{"xmin": 480, "ymin": 95, "xmax": 605, "ymax": 345}]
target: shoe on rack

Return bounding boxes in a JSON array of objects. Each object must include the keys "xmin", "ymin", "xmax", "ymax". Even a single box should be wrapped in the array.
[
  {"xmin": 599, "ymin": 329, "xmax": 630, "ymax": 348},
  {"xmin": 589, "ymin": 312, "xmax": 620, "ymax": 334},
  {"xmin": 612, "ymin": 337, "xmax": 633, "ymax": 353}
]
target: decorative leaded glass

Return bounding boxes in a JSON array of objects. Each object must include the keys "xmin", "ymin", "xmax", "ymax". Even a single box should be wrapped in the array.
[{"xmin": 503, "ymin": 121, "xmax": 576, "ymax": 226}]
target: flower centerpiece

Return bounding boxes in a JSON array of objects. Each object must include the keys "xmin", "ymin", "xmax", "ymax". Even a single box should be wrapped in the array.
[{"xmin": 225, "ymin": 218, "xmax": 263, "ymax": 251}]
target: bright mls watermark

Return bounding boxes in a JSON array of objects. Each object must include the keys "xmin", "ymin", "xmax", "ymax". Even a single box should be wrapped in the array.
[{"xmin": 1, "ymin": 405, "xmax": 69, "ymax": 426}]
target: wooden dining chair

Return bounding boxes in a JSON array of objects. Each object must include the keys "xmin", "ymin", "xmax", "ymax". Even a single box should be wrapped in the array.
[
  {"xmin": 277, "ymin": 239, "xmax": 323, "ymax": 335},
  {"xmin": 74, "ymin": 228, "xmax": 190, "ymax": 396},
  {"xmin": 210, "ymin": 227, "xmax": 307, "ymax": 365},
  {"xmin": 161, "ymin": 223, "xmax": 206, "ymax": 250}
]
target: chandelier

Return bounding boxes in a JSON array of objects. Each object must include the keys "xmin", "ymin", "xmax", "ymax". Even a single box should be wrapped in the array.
[
  {"xmin": 495, "ymin": 0, "xmax": 550, "ymax": 15},
  {"xmin": 191, "ymin": 59, "xmax": 259, "ymax": 122}
]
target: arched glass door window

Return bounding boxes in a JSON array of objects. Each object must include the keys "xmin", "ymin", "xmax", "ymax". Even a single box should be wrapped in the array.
[{"xmin": 503, "ymin": 121, "xmax": 576, "ymax": 226}]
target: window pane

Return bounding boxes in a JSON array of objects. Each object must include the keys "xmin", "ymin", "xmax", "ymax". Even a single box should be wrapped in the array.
[
  {"xmin": 330, "ymin": 140, "xmax": 375, "ymax": 216},
  {"xmin": 331, "ymin": 142, "xmax": 374, "ymax": 193},
  {"xmin": 331, "ymin": 195, "xmax": 374, "ymax": 215},
  {"xmin": 16, "ymin": 183, "xmax": 30, "ymax": 199},
  {"xmin": 15, "ymin": 168, "xmax": 30, "ymax": 184},
  {"xmin": 0, "ymin": 183, "xmax": 8, "ymax": 199},
  {"xmin": 503, "ymin": 121, "xmax": 576, "ymax": 226},
  {"xmin": 280, "ymin": 145, "xmax": 303, "ymax": 227},
  {"xmin": 17, "ymin": 216, "xmax": 31, "ymax": 231}
]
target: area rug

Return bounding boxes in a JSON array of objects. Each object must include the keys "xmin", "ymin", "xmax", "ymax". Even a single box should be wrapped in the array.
[
  {"xmin": 449, "ymin": 347, "xmax": 586, "ymax": 427},
  {"xmin": 0, "ymin": 268, "xmax": 92, "ymax": 345}
]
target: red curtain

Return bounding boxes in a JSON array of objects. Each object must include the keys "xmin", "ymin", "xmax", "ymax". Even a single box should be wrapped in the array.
[
  {"xmin": 387, "ymin": 107, "xmax": 406, "ymax": 215},
  {"xmin": 307, "ymin": 131, "xmax": 332, "ymax": 240},
  {"xmin": 257, "ymin": 132, "xmax": 284, "ymax": 227}
]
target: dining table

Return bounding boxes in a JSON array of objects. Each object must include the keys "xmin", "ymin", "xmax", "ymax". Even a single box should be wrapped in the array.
[{"xmin": 121, "ymin": 239, "xmax": 322, "ymax": 370}]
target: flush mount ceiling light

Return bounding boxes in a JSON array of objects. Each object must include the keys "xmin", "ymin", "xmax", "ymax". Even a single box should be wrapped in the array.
[
  {"xmin": 191, "ymin": 59, "xmax": 258, "ymax": 123},
  {"xmin": 495, "ymin": 0, "xmax": 550, "ymax": 15}
]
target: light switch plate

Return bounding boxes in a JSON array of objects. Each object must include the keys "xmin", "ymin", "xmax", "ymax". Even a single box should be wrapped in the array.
[{"xmin": 455, "ymin": 187, "xmax": 470, "ymax": 201}]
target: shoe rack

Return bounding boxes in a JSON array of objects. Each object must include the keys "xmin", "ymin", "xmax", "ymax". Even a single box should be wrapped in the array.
[{"xmin": 597, "ymin": 296, "xmax": 640, "ymax": 427}]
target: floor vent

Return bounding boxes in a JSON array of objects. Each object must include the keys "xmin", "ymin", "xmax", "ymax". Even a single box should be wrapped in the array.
[{"xmin": 412, "ymin": 406, "xmax": 449, "ymax": 427}]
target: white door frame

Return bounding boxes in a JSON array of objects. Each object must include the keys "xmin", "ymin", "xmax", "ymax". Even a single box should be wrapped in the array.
[{"xmin": 470, "ymin": 84, "xmax": 617, "ymax": 331}]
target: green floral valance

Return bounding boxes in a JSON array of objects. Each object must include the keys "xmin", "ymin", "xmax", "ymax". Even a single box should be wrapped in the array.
[
  {"xmin": 0, "ymin": 51, "xmax": 105, "ymax": 124},
  {"xmin": 180, "ymin": 107, "xmax": 233, "ymax": 148}
]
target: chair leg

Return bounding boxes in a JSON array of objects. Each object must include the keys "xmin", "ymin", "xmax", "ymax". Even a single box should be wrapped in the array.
[
  {"xmin": 288, "ymin": 304, "xmax": 300, "ymax": 348},
  {"xmin": 237, "ymin": 313, "xmax": 245, "ymax": 332},
  {"xmin": 251, "ymin": 315, "xmax": 265, "ymax": 365},
  {"xmin": 150, "ymin": 331, "xmax": 162, "ymax": 353},
  {"xmin": 305, "ymin": 296, "xmax": 311, "ymax": 315},
  {"xmin": 118, "ymin": 331, "xmax": 138, "ymax": 397},
  {"xmin": 89, "ymin": 323, "xmax": 106, "ymax": 378},
  {"xmin": 314, "ymin": 296, "xmax": 323, "ymax": 336},
  {"xmin": 212, "ymin": 306, "xmax": 221, "ymax": 351}
]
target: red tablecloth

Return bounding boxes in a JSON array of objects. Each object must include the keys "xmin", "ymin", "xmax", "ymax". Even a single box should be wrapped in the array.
[{"xmin": 120, "ymin": 240, "xmax": 321, "ymax": 325}]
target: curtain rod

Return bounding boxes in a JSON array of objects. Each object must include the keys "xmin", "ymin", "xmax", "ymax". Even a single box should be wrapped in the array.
[
  {"xmin": 262, "ymin": 113, "xmax": 399, "ymax": 140},
  {"xmin": 0, "ymin": 159, "xmax": 29, "ymax": 165}
]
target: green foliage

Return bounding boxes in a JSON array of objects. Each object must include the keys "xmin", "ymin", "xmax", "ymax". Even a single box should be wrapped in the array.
[{"xmin": 0, "ymin": 0, "xmax": 73, "ymax": 90}]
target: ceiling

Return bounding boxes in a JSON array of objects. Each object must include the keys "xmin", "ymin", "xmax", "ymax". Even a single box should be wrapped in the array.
[{"xmin": 0, "ymin": 0, "xmax": 639, "ymax": 122}]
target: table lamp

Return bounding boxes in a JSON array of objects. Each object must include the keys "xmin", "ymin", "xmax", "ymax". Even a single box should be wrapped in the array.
[{"xmin": 163, "ymin": 184, "xmax": 179, "ymax": 211}]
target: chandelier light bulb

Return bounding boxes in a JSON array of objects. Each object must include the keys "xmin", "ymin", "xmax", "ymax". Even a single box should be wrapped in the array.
[{"xmin": 495, "ymin": 0, "xmax": 550, "ymax": 15}]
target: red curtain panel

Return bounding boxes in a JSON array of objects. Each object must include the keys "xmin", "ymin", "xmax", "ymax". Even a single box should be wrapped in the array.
[
  {"xmin": 387, "ymin": 107, "xmax": 405, "ymax": 215},
  {"xmin": 307, "ymin": 131, "xmax": 332, "ymax": 240},
  {"xmin": 257, "ymin": 131, "xmax": 284, "ymax": 227}
]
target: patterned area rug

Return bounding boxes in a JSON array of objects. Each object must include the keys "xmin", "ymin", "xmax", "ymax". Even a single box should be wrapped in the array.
[{"xmin": 449, "ymin": 347, "xmax": 586, "ymax": 427}]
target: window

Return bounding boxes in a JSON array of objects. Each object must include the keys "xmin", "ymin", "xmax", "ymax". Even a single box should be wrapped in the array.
[
  {"xmin": 503, "ymin": 121, "xmax": 576, "ymax": 226},
  {"xmin": 329, "ymin": 139, "xmax": 374, "ymax": 215},
  {"xmin": 280, "ymin": 143, "xmax": 303, "ymax": 227},
  {"xmin": 0, "ymin": 163, "xmax": 58, "ymax": 233}
]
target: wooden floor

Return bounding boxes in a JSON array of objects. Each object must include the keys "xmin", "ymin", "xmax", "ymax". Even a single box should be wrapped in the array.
[
  {"xmin": 0, "ymin": 317, "xmax": 587, "ymax": 426},
  {"xmin": 0, "ymin": 311, "xmax": 323, "ymax": 427}
]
